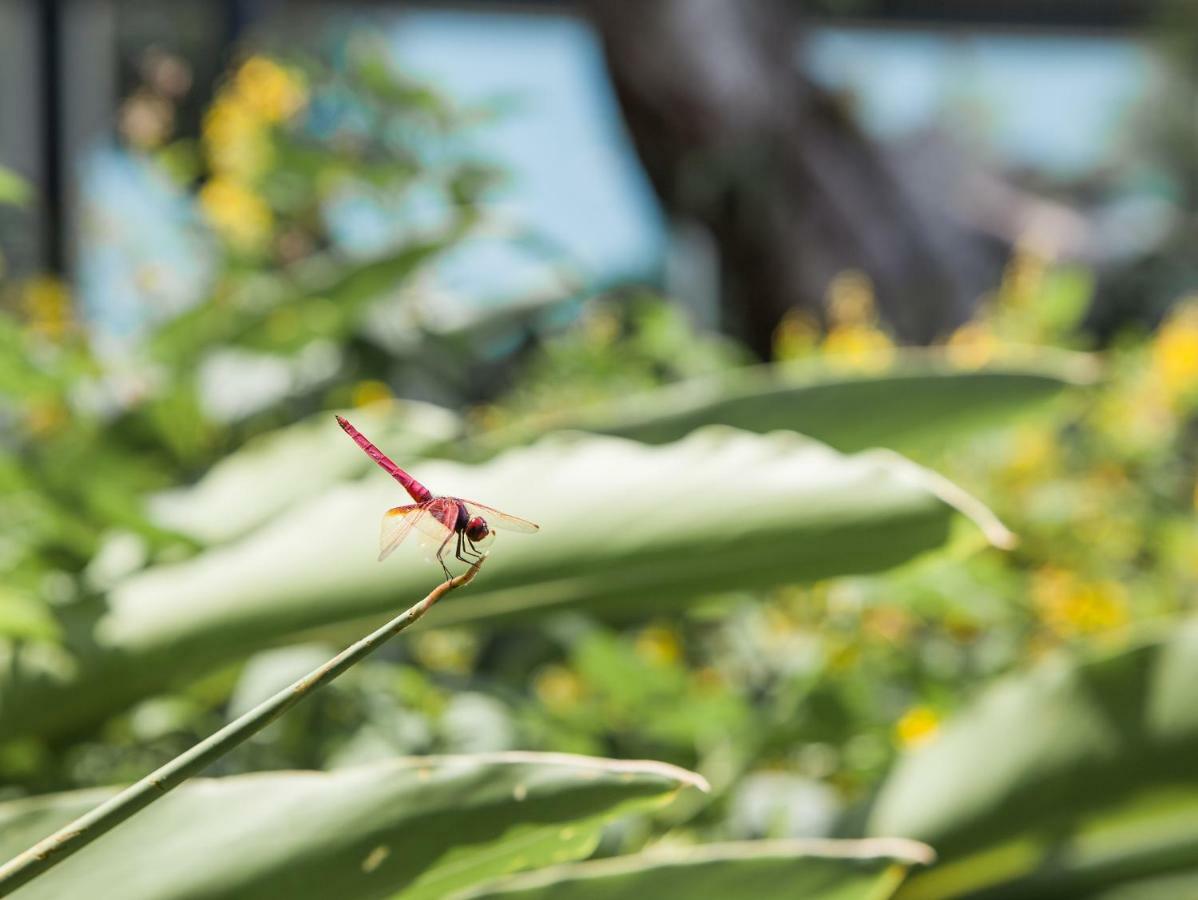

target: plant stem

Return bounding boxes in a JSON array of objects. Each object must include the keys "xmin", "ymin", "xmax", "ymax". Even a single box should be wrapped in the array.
[{"xmin": 0, "ymin": 560, "xmax": 484, "ymax": 898}]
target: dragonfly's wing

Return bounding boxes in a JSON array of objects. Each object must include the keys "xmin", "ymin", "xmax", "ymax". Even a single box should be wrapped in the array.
[
  {"xmin": 379, "ymin": 504, "xmax": 426, "ymax": 561},
  {"xmin": 411, "ymin": 498, "xmax": 458, "ymax": 561},
  {"xmin": 460, "ymin": 499, "xmax": 540, "ymax": 534}
]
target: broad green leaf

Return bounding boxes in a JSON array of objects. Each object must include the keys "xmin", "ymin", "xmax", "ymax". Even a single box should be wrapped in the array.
[
  {"xmin": 148, "ymin": 401, "xmax": 461, "ymax": 544},
  {"xmin": 148, "ymin": 352, "xmax": 1088, "ymax": 547},
  {"xmin": 463, "ymin": 837, "xmax": 934, "ymax": 900},
  {"xmin": 0, "ymin": 753, "xmax": 706, "ymax": 900},
  {"xmin": 483, "ymin": 350, "xmax": 1096, "ymax": 456},
  {"xmin": 1, "ymin": 428, "xmax": 1009, "ymax": 740},
  {"xmin": 868, "ymin": 618, "xmax": 1198, "ymax": 899}
]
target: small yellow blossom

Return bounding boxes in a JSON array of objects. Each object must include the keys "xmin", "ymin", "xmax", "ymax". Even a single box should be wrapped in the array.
[
  {"xmin": 999, "ymin": 243, "xmax": 1048, "ymax": 310},
  {"xmin": 1031, "ymin": 567, "xmax": 1129, "ymax": 638},
  {"xmin": 946, "ymin": 321, "xmax": 999, "ymax": 369},
  {"xmin": 1002, "ymin": 426, "xmax": 1057, "ymax": 482},
  {"xmin": 352, "ymin": 380, "xmax": 393, "ymax": 408},
  {"xmin": 533, "ymin": 665, "xmax": 585, "ymax": 711},
  {"xmin": 826, "ymin": 270, "xmax": 878, "ymax": 328},
  {"xmin": 234, "ymin": 57, "xmax": 306, "ymax": 123},
  {"xmin": 821, "ymin": 270, "xmax": 893, "ymax": 368},
  {"xmin": 773, "ymin": 309, "xmax": 820, "ymax": 360},
  {"xmin": 822, "ymin": 324, "xmax": 894, "ymax": 370},
  {"xmin": 199, "ymin": 176, "xmax": 273, "ymax": 250},
  {"xmin": 25, "ymin": 401, "xmax": 69, "ymax": 437},
  {"xmin": 202, "ymin": 94, "xmax": 272, "ymax": 179},
  {"xmin": 199, "ymin": 57, "xmax": 303, "ymax": 179},
  {"xmin": 634, "ymin": 624, "xmax": 683, "ymax": 667},
  {"xmin": 895, "ymin": 705, "xmax": 940, "ymax": 749},
  {"xmin": 411, "ymin": 629, "xmax": 478, "ymax": 675},
  {"xmin": 1153, "ymin": 300, "xmax": 1198, "ymax": 403},
  {"xmin": 862, "ymin": 605, "xmax": 914, "ymax": 645},
  {"xmin": 1092, "ymin": 370, "xmax": 1173, "ymax": 452},
  {"xmin": 21, "ymin": 275, "xmax": 73, "ymax": 340}
]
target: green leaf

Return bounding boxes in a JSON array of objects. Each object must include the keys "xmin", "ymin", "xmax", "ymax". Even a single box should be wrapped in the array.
[
  {"xmin": 486, "ymin": 351, "xmax": 1096, "ymax": 456},
  {"xmin": 867, "ymin": 618, "xmax": 1198, "ymax": 899},
  {"xmin": 148, "ymin": 238, "xmax": 452, "ymax": 367},
  {"xmin": 0, "ymin": 165, "xmax": 30, "ymax": 207},
  {"xmin": 462, "ymin": 838, "xmax": 935, "ymax": 900},
  {"xmin": 0, "ymin": 428, "xmax": 1008, "ymax": 741},
  {"xmin": 0, "ymin": 753, "xmax": 706, "ymax": 900},
  {"xmin": 148, "ymin": 402, "xmax": 462, "ymax": 544},
  {"xmin": 0, "ymin": 589, "xmax": 60, "ymax": 642}
]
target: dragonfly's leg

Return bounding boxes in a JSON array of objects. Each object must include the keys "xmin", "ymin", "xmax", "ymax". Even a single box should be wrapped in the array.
[
  {"xmin": 437, "ymin": 531, "xmax": 455, "ymax": 581},
  {"xmin": 454, "ymin": 531, "xmax": 474, "ymax": 565},
  {"xmin": 457, "ymin": 532, "xmax": 483, "ymax": 564}
]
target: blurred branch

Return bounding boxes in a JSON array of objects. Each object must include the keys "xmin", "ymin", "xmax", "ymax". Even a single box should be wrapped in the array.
[{"xmin": 0, "ymin": 559, "xmax": 484, "ymax": 898}]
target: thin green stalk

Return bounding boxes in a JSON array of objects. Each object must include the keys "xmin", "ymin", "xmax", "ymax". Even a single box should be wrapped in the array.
[{"xmin": 0, "ymin": 560, "xmax": 484, "ymax": 898}]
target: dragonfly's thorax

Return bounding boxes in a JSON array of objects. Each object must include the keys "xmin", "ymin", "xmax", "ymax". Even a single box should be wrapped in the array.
[{"xmin": 452, "ymin": 500, "xmax": 470, "ymax": 532}]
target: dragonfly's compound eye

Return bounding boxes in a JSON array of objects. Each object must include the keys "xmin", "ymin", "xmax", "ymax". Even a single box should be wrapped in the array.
[{"xmin": 466, "ymin": 516, "xmax": 490, "ymax": 542}]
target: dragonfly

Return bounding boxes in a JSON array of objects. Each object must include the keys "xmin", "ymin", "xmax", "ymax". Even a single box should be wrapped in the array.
[{"xmin": 337, "ymin": 415, "xmax": 539, "ymax": 580}]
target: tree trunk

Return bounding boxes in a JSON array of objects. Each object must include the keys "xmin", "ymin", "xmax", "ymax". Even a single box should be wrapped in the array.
[{"xmin": 585, "ymin": 0, "xmax": 1001, "ymax": 356}]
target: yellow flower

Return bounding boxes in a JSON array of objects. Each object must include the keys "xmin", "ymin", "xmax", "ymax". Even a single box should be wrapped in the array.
[
  {"xmin": 1031, "ymin": 567, "xmax": 1129, "ymax": 638},
  {"xmin": 862, "ymin": 605, "xmax": 913, "ymax": 645},
  {"xmin": 1153, "ymin": 300, "xmax": 1198, "ymax": 403},
  {"xmin": 25, "ymin": 400, "xmax": 69, "ymax": 437},
  {"xmin": 895, "ymin": 705, "xmax": 940, "ymax": 749},
  {"xmin": 826, "ymin": 270, "xmax": 878, "ymax": 328},
  {"xmin": 999, "ymin": 243, "xmax": 1048, "ymax": 310},
  {"xmin": 634, "ymin": 624, "xmax": 683, "ymax": 667},
  {"xmin": 411, "ymin": 629, "xmax": 478, "ymax": 675},
  {"xmin": 822, "ymin": 324, "xmax": 894, "ymax": 370},
  {"xmin": 533, "ymin": 665, "xmax": 585, "ymax": 711},
  {"xmin": 352, "ymin": 380, "xmax": 393, "ymax": 408},
  {"xmin": 773, "ymin": 309, "xmax": 820, "ymax": 360},
  {"xmin": 1092, "ymin": 369, "xmax": 1173, "ymax": 451},
  {"xmin": 198, "ymin": 176, "xmax": 273, "ymax": 250},
  {"xmin": 1002, "ymin": 426, "xmax": 1057, "ymax": 482},
  {"xmin": 202, "ymin": 94, "xmax": 267, "ymax": 177},
  {"xmin": 946, "ymin": 321, "xmax": 999, "ymax": 369},
  {"xmin": 821, "ymin": 270, "xmax": 893, "ymax": 368},
  {"xmin": 21, "ymin": 275, "xmax": 73, "ymax": 340},
  {"xmin": 234, "ymin": 57, "xmax": 306, "ymax": 123}
]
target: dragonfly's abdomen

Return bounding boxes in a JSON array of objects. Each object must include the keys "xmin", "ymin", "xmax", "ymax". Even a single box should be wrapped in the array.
[{"xmin": 336, "ymin": 415, "xmax": 433, "ymax": 503}]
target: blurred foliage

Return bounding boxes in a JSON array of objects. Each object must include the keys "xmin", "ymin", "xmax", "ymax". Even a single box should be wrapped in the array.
[
  {"xmin": 3, "ymin": 32, "xmax": 1198, "ymax": 900},
  {"xmin": 0, "ymin": 46, "xmax": 499, "ymax": 644},
  {"xmin": 871, "ymin": 619, "xmax": 1198, "ymax": 899},
  {"xmin": 0, "ymin": 754, "xmax": 706, "ymax": 900},
  {"xmin": 465, "ymin": 838, "xmax": 934, "ymax": 900},
  {"xmin": 0, "ymin": 425, "xmax": 997, "ymax": 744}
]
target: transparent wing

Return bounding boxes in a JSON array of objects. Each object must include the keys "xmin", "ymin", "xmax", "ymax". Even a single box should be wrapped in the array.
[
  {"xmin": 460, "ymin": 499, "xmax": 540, "ymax": 534},
  {"xmin": 379, "ymin": 504, "xmax": 427, "ymax": 561},
  {"xmin": 411, "ymin": 498, "xmax": 458, "ymax": 561}
]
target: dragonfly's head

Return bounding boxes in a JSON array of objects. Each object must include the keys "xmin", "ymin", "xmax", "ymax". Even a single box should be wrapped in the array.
[{"xmin": 465, "ymin": 516, "xmax": 490, "ymax": 543}]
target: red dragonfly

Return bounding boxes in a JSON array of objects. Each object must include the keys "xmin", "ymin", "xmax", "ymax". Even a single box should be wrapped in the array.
[{"xmin": 337, "ymin": 415, "xmax": 539, "ymax": 580}]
